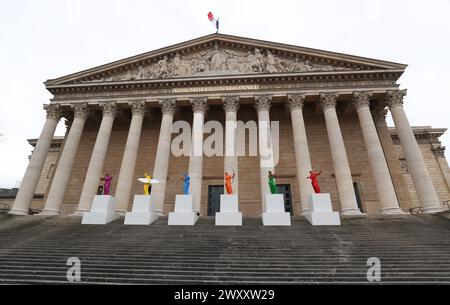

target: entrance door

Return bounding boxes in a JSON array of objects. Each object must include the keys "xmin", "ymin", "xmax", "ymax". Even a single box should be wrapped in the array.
[
  {"xmin": 276, "ymin": 184, "xmax": 294, "ymax": 215},
  {"xmin": 353, "ymin": 182, "xmax": 364, "ymax": 213},
  {"xmin": 208, "ymin": 185, "xmax": 224, "ymax": 216}
]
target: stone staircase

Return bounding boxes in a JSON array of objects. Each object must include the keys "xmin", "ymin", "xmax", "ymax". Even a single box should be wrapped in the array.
[{"xmin": 0, "ymin": 212, "xmax": 449, "ymax": 284}]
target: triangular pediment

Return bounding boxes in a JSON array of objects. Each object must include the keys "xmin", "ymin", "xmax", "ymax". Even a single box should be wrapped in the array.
[{"xmin": 45, "ymin": 33, "xmax": 407, "ymax": 87}]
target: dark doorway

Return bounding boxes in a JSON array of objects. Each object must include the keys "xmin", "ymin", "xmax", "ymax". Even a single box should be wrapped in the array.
[
  {"xmin": 353, "ymin": 182, "xmax": 364, "ymax": 213},
  {"xmin": 208, "ymin": 185, "xmax": 224, "ymax": 216},
  {"xmin": 276, "ymin": 184, "xmax": 294, "ymax": 215}
]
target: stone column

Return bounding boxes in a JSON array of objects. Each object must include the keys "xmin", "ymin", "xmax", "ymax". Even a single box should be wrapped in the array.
[
  {"xmin": 432, "ymin": 145, "xmax": 450, "ymax": 191},
  {"xmin": 387, "ymin": 90, "xmax": 444, "ymax": 213},
  {"xmin": 320, "ymin": 93, "xmax": 361, "ymax": 215},
  {"xmin": 9, "ymin": 104, "xmax": 62, "ymax": 216},
  {"xmin": 223, "ymin": 96, "xmax": 240, "ymax": 195},
  {"xmin": 72, "ymin": 102, "xmax": 118, "ymax": 215},
  {"xmin": 255, "ymin": 95, "xmax": 275, "ymax": 211},
  {"xmin": 151, "ymin": 99, "xmax": 177, "ymax": 215},
  {"xmin": 352, "ymin": 92, "xmax": 404, "ymax": 214},
  {"xmin": 372, "ymin": 107, "xmax": 412, "ymax": 210},
  {"xmin": 115, "ymin": 101, "xmax": 147, "ymax": 215},
  {"xmin": 287, "ymin": 94, "xmax": 313, "ymax": 215},
  {"xmin": 188, "ymin": 97, "xmax": 208, "ymax": 214},
  {"xmin": 40, "ymin": 103, "xmax": 89, "ymax": 215}
]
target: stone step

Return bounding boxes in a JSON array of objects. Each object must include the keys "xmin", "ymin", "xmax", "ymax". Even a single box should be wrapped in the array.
[{"xmin": 0, "ymin": 213, "xmax": 449, "ymax": 284}]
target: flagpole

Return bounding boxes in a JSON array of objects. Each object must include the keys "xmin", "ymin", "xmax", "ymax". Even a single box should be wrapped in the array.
[{"xmin": 217, "ymin": 17, "xmax": 219, "ymax": 33}]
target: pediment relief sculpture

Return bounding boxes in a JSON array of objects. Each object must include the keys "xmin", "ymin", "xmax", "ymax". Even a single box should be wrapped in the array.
[{"xmin": 84, "ymin": 47, "xmax": 355, "ymax": 83}]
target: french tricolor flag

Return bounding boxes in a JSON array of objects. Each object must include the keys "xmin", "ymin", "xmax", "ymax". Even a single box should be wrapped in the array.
[{"xmin": 208, "ymin": 11, "xmax": 219, "ymax": 33}]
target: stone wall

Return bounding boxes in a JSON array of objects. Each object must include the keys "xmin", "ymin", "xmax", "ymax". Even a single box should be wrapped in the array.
[{"xmin": 392, "ymin": 131, "xmax": 450, "ymax": 209}]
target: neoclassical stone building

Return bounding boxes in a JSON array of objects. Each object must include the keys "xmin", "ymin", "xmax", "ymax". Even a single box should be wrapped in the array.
[{"xmin": 9, "ymin": 34, "xmax": 450, "ymax": 217}]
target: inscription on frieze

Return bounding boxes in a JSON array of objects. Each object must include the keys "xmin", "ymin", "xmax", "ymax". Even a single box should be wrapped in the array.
[{"xmin": 172, "ymin": 84, "xmax": 260, "ymax": 94}]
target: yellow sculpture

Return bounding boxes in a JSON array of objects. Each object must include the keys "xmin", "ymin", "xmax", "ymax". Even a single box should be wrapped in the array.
[{"xmin": 143, "ymin": 173, "xmax": 152, "ymax": 195}]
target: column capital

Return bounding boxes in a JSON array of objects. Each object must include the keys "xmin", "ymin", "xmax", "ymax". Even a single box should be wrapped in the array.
[
  {"xmin": 100, "ymin": 102, "xmax": 118, "ymax": 118},
  {"xmin": 432, "ymin": 144, "xmax": 446, "ymax": 158},
  {"xmin": 159, "ymin": 99, "xmax": 177, "ymax": 116},
  {"xmin": 43, "ymin": 104, "xmax": 63, "ymax": 120},
  {"xmin": 287, "ymin": 94, "xmax": 306, "ymax": 111},
  {"xmin": 72, "ymin": 103, "xmax": 89, "ymax": 120},
  {"xmin": 223, "ymin": 96, "xmax": 240, "ymax": 113},
  {"xmin": 254, "ymin": 95, "xmax": 272, "ymax": 112},
  {"xmin": 190, "ymin": 97, "xmax": 209, "ymax": 114},
  {"xmin": 319, "ymin": 92, "xmax": 339, "ymax": 110},
  {"xmin": 352, "ymin": 91, "xmax": 372, "ymax": 109},
  {"xmin": 372, "ymin": 108, "xmax": 388, "ymax": 124},
  {"xmin": 64, "ymin": 116, "xmax": 73, "ymax": 130},
  {"xmin": 386, "ymin": 89, "xmax": 407, "ymax": 109},
  {"xmin": 129, "ymin": 101, "xmax": 148, "ymax": 117}
]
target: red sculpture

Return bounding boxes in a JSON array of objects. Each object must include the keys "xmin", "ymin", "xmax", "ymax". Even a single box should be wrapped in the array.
[{"xmin": 307, "ymin": 170, "xmax": 322, "ymax": 194}]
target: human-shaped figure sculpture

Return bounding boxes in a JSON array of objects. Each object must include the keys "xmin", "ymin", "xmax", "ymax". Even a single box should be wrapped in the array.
[
  {"xmin": 268, "ymin": 171, "xmax": 278, "ymax": 194},
  {"xmin": 104, "ymin": 174, "xmax": 113, "ymax": 195},
  {"xmin": 143, "ymin": 172, "xmax": 152, "ymax": 196},
  {"xmin": 265, "ymin": 51, "xmax": 278, "ymax": 73},
  {"xmin": 180, "ymin": 173, "xmax": 190, "ymax": 195},
  {"xmin": 307, "ymin": 170, "xmax": 322, "ymax": 194},
  {"xmin": 157, "ymin": 56, "xmax": 169, "ymax": 78},
  {"xmin": 224, "ymin": 171, "xmax": 236, "ymax": 195}
]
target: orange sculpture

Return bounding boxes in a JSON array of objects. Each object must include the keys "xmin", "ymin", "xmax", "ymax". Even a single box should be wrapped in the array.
[{"xmin": 224, "ymin": 171, "xmax": 236, "ymax": 195}]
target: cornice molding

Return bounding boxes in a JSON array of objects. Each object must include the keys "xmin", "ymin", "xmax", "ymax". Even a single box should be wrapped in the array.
[{"xmin": 46, "ymin": 69, "xmax": 404, "ymax": 96}]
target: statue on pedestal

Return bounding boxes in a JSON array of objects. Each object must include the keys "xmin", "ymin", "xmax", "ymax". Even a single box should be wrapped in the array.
[
  {"xmin": 104, "ymin": 174, "xmax": 113, "ymax": 195},
  {"xmin": 268, "ymin": 171, "xmax": 278, "ymax": 194},
  {"xmin": 224, "ymin": 171, "xmax": 236, "ymax": 195},
  {"xmin": 180, "ymin": 173, "xmax": 190, "ymax": 195},
  {"xmin": 307, "ymin": 170, "xmax": 322, "ymax": 194},
  {"xmin": 143, "ymin": 173, "xmax": 152, "ymax": 195},
  {"xmin": 138, "ymin": 174, "xmax": 159, "ymax": 195}
]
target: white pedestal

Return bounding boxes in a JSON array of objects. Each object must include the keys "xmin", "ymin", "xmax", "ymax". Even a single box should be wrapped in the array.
[
  {"xmin": 124, "ymin": 195, "xmax": 158, "ymax": 225},
  {"xmin": 216, "ymin": 195, "xmax": 242, "ymax": 226},
  {"xmin": 168, "ymin": 195, "xmax": 199, "ymax": 226},
  {"xmin": 262, "ymin": 194, "xmax": 291, "ymax": 226},
  {"xmin": 304, "ymin": 193, "xmax": 341, "ymax": 226},
  {"xmin": 81, "ymin": 195, "xmax": 119, "ymax": 225}
]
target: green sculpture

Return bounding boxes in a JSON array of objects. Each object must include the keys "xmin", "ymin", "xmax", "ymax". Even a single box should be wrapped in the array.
[{"xmin": 268, "ymin": 171, "xmax": 278, "ymax": 194}]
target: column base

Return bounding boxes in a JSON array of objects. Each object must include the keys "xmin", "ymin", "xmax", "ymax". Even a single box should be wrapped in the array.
[
  {"xmin": 154, "ymin": 209, "xmax": 165, "ymax": 217},
  {"xmin": 37, "ymin": 209, "xmax": 60, "ymax": 216},
  {"xmin": 69, "ymin": 210, "xmax": 89, "ymax": 217},
  {"xmin": 115, "ymin": 210, "xmax": 127, "ymax": 217},
  {"xmin": 422, "ymin": 206, "xmax": 446, "ymax": 214},
  {"xmin": 340, "ymin": 208, "xmax": 365, "ymax": 216},
  {"xmin": 380, "ymin": 207, "xmax": 407, "ymax": 215},
  {"xmin": 7, "ymin": 209, "xmax": 29, "ymax": 216},
  {"xmin": 300, "ymin": 209, "xmax": 310, "ymax": 216}
]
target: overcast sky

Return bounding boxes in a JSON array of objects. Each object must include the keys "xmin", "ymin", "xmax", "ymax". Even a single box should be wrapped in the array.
[{"xmin": 0, "ymin": 0, "xmax": 449, "ymax": 188}]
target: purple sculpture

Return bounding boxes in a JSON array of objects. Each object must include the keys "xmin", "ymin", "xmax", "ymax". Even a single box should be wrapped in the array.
[{"xmin": 104, "ymin": 174, "xmax": 113, "ymax": 195}]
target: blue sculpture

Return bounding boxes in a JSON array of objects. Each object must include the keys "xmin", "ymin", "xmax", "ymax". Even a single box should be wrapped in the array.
[{"xmin": 180, "ymin": 173, "xmax": 190, "ymax": 195}]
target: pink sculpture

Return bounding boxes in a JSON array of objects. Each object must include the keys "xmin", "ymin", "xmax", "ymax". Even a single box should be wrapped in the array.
[
  {"xmin": 104, "ymin": 174, "xmax": 113, "ymax": 195},
  {"xmin": 307, "ymin": 170, "xmax": 322, "ymax": 194}
]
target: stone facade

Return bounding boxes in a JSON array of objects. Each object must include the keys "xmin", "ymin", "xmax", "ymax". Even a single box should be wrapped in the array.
[
  {"xmin": 24, "ymin": 112, "xmax": 450, "ymax": 216},
  {"xmin": 9, "ymin": 33, "xmax": 450, "ymax": 216},
  {"xmin": 390, "ymin": 127, "xmax": 450, "ymax": 210}
]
